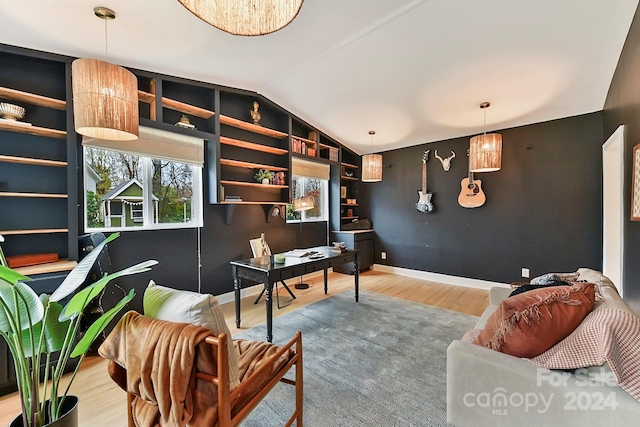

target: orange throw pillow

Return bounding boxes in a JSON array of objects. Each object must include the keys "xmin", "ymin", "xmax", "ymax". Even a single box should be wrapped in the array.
[{"xmin": 473, "ymin": 282, "xmax": 596, "ymax": 358}]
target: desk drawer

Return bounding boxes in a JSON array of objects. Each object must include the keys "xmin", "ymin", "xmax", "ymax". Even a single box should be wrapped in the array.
[
  {"xmin": 288, "ymin": 265, "xmax": 307, "ymax": 277},
  {"xmin": 328, "ymin": 255, "xmax": 352, "ymax": 267}
]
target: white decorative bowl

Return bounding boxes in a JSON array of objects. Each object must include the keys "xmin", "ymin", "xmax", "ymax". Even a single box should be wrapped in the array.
[{"xmin": 0, "ymin": 103, "xmax": 26, "ymax": 120}]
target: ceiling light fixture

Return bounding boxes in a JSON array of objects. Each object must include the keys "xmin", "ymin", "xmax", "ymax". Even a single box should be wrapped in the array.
[
  {"xmin": 72, "ymin": 7, "xmax": 139, "ymax": 141},
  {"xmin": 177, "ymin": 0, "xmax": 304, "ymax": 36},
  {"xmin": 362, "ymin": 131, "xmax": 383, "ymax": 182},
  {"xmin": 469, "ymin": 102, "xmax": 502, "ymax": 172},
  {"xmin": 293, "ymin": 196, "xmax": 314, "ymax": 211}
]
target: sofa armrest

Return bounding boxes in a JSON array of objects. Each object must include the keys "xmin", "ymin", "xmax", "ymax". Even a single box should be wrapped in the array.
[
  {"xmin": 490, "ymin": 287, "xmax": 512, "ymax": 305},
  {"xmin": 447, "ymin": 340, "xmax": 639, "ymax": 426}
]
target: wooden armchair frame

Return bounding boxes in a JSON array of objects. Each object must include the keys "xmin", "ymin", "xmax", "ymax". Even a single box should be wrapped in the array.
[{"xmin": 125, "ymin": 331, "xmax": 303, "ymax": 427}]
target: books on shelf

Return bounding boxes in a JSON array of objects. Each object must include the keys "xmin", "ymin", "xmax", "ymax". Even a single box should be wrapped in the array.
[
  {"xmin": 331, "ymin": 242, "xmax": 347, "ymax": 253},
  {"xmin": 224, "ymin": 195, "xmax": 242, "ymax": 202},
  {"xmin": 291, "ymin": 136, "xmax": 315, "ymax": 156}
]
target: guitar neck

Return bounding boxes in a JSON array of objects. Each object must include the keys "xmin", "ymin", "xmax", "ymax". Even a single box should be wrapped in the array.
[{"xmin": 422, "ymin": 161, "xmax": 427, "ymax": 192}]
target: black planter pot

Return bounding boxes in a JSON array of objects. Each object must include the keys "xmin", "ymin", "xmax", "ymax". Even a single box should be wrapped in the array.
[{"xmin": 9, "ymin": 396, "xmax": 79, "ymax": 427}]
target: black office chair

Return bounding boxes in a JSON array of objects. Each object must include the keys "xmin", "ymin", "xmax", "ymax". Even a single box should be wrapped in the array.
[{"xmin": 249, "ymin": 237, "xmax": 296, "ymax": 309}]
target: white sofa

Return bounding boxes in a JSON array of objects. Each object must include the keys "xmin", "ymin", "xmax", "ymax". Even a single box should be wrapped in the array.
[{"xmin": 447, "ymin": 270, "xmax": 640, "ymax": 426}]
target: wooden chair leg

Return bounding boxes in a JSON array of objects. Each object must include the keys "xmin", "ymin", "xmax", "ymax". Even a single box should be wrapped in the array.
[
  {"xmin": 127, "ymin": 392, "xmax": 135, "ymax": 427},
  {"xmin": 296, "ymin": 332, "xmax": 303, "ymax": 426}
]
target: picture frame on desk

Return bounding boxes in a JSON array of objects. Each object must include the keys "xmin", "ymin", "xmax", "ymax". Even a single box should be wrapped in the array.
[{"xmin": 341, "ymin": 186, "xmax": 347, "ymax": 198}]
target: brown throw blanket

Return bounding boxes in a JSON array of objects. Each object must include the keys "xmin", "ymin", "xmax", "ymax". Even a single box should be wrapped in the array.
[{"xmin": 98, "ymin": 311, "xmax": 219, "ymax": 427}]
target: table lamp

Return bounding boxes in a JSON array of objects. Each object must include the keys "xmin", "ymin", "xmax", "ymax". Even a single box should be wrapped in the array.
[{"xmin": 294, "ymin": 196, "xmax": 314, "ymax": 289}]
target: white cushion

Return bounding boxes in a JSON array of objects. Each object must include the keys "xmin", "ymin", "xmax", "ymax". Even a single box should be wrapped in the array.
[
  {"xmin": 576, "ymin": 268, "xmax": 617, "ymax": 290},
  {"xmin": 576, "ymin": 268, "xmax": 635, "ymax": 315},
  {"xmin": 143, "ymin": 281, "xmax": 240, "ymax": 389}
]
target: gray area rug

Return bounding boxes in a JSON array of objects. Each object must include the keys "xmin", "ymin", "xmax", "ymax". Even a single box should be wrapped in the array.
[{"xmin": 236, "ymin": 290, "xmax": 478, "ymax": 426}]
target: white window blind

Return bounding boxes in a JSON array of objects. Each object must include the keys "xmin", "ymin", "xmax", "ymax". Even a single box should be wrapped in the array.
[
  {"xmin": 82, "ymin": 126, "xmax": 205, "ymax": 167},
  {"xmin": 291, "ymin": 157, "xmax": 330, "ymax": 180}
]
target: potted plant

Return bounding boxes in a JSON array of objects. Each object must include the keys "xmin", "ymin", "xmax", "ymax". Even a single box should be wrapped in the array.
[
  {"xmin": 0, "ymin": 232, "xmax": 156, "ymax": 427},
  {"xmin": 254, "ymin": 169, "xmax": 275, "ymax": 184}
]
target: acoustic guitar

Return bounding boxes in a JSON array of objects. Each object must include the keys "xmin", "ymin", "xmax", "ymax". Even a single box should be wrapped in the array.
[
  {"xmin": 458, "ymin": 153, "xmax": 486, "ymax": 208},
  {"xmin": 416, "ymin": 150, "xmax": 435, "ymax": 213}
]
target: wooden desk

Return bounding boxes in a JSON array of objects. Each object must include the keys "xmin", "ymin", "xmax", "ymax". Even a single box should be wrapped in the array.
[{"xmin": 231, "ymin": 246, "xmax": 359, "ymax": 342}]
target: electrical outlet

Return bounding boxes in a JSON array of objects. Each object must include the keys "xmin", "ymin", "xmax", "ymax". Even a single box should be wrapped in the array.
[
  {"xmin": 521, "ymin": 268, "xmax": 530, "ymax": 278},
  {"xmin": 381, "ymin": 252, "xmax": 387, "ymax": 260}
]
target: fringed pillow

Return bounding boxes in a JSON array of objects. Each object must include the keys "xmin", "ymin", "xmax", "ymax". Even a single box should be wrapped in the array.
[{"xmin": 473, "ymin": 282, "xmax": 596, "ymax": 358}]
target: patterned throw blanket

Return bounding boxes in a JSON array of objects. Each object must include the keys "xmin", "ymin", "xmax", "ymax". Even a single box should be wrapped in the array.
[{"xmin": 463, "ymin": 307, "xmax": 640, "ymax": 401}]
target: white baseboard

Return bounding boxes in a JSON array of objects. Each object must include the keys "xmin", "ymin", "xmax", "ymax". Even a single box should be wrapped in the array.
[
  {"xmin": 215, "ymin": 269, "xmax": 330, "ymax": 305},
  {"xmin": 372, "ymin": 264, "xmax": 509, "ymax": 291}
]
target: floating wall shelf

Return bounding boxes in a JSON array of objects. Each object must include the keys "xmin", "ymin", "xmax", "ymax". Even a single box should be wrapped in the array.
[
  {"xmin": 220, "ymin": 136, "xmax": 288, "ymax": 155},
  {"xmin": 220, "ymin": 158, "xmax": 288, "ymax": 172},
  {"xmin": 0, "ymin": 192, "xmax": 67, "ymax": 199},
  {"xmin": 0, "ymin": 86, "xmax": 66, "ymax": 110},
  {"xmin": 0, "ymin": 155, "xmax": 66, "ymax": 167},
  {"xmin": 137, "ymin": 90, "xmax": 215, "ymax": 119},
  {"xmin": 0, "ymin": 121, "xmax": 66, "ymax": 139},
  {"xmin": 0, "ymin": 228, "xmax": 68, "ymax": 235},
  {"xmin": 219, "ymin": 114, "xmax": 288, "ymax": 139}
]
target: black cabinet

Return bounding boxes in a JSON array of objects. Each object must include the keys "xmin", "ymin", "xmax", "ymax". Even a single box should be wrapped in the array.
[
  {"xmin": 331, "ymin": 230, "xmax": 374, "ymax": 274},
  {"xmin": 0, "ymin": 339, "xmax": 16, "ymax": 396}
]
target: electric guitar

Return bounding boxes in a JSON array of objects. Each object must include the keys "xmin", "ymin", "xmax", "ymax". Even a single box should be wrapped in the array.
[
  {"xmin": 416, "ymin": 150, "xmax": 435, "ymax": 213},
  {"xmin": 458, "ymin": 152, "xmax": 486, "ymax": 208}
]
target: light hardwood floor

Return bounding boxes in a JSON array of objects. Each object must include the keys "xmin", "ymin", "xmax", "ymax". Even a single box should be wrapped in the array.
[{"xmin": 0, "ymin": 270, "xmax": 488, "ymax": 426}]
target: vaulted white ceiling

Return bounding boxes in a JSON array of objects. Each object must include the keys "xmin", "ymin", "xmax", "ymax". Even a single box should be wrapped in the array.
[{"xmin": 0, "ymin": 0, "xmax": 637, "ymax": 154}]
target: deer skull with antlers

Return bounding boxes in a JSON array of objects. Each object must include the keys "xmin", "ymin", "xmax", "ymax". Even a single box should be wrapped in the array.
[{"xmin": 434, "ymin": 150, "xmax": 455, "ymax": 171}]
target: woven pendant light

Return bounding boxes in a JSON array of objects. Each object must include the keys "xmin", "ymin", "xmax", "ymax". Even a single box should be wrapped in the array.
[
  {"xmin": 178, "ymin": 0, "xmax": 304, "ymax": 36},
  {"xmin": 72, "ymin": 7, "xmax": 139, "ymax": 141},
  {"xmin": 362, "ymin": 131, "xmax": 382, "ymax": 182},
  {"xmin": 469, "ymin": 102, "xmax": 502, "ymax": 172},
  {"xmin": 293, "ymin": 196, "xmax": 314, "ymax": 211}
]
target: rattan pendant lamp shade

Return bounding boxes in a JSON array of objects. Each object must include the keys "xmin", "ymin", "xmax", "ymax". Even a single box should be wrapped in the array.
[
  {"xmin": 72, "ymin": 7, "xmax": 139, "ymax": 142},
  {"xmin": 293, "ymin": 196, "xmax": 314, "ymax": 211},
  {"xmin": 362, "ymin": 130, "xmax": 382, "ymax": 182},
  {"xmin": 177, "ymin": 0, "xmax": 304, "ymax": 36},
  {"xmin": 72, "ymin": 59, "xmax": 139, "ymax": 141},
  {"xmin": 469, "ymin": 102, "xmax": 502, "ymax": 172}
]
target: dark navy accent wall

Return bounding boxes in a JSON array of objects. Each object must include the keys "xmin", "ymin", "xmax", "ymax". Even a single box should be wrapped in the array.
[
  {"xmin": 360, "ymin": 112, "xmax": 603, "ymax": 284},
  {"xmin": 603, "ymin": 2, "xmax": 640, "ymax": 314}
]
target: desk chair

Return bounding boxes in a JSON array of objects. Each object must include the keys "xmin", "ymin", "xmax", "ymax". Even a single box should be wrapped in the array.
[{"xmin": 249, "ymin": 237, "xmax": 296, "ymax": 309}]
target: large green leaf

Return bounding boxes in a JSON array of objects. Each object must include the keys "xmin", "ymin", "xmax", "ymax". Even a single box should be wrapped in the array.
[
  {"xmin": 70, "ymin": 289, "xmax": 135, "ymax": 358},
  {"xmin": 59, "ymin": 260, "xmax": 157, "ymax": 322},
  {"xmin": 0, "ymin": 279, "xmax": 43, "ymax": 333},
  {"xmin": 21, "ymin": 295, "xmax": 70, "ymax": 356},
  {"xmin": 50, "ymin": 232, "xmax": 119, "ymax": 302},
  {"xmin": 0, "ymin": 265, "xmax": 30, "ymax": 285}
]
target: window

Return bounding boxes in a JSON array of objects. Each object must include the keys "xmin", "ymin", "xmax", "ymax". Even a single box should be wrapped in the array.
[
  {"xmin": 129, "ymin": 203, "xmax": 143, "ymax": 222},
  {"xmin": 287, "ymin": 159, "xmax": 330, "ymax": 223},
  {"xmin": 83, "ymin": 127, "xmax": 203, "ymax": 232}
]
